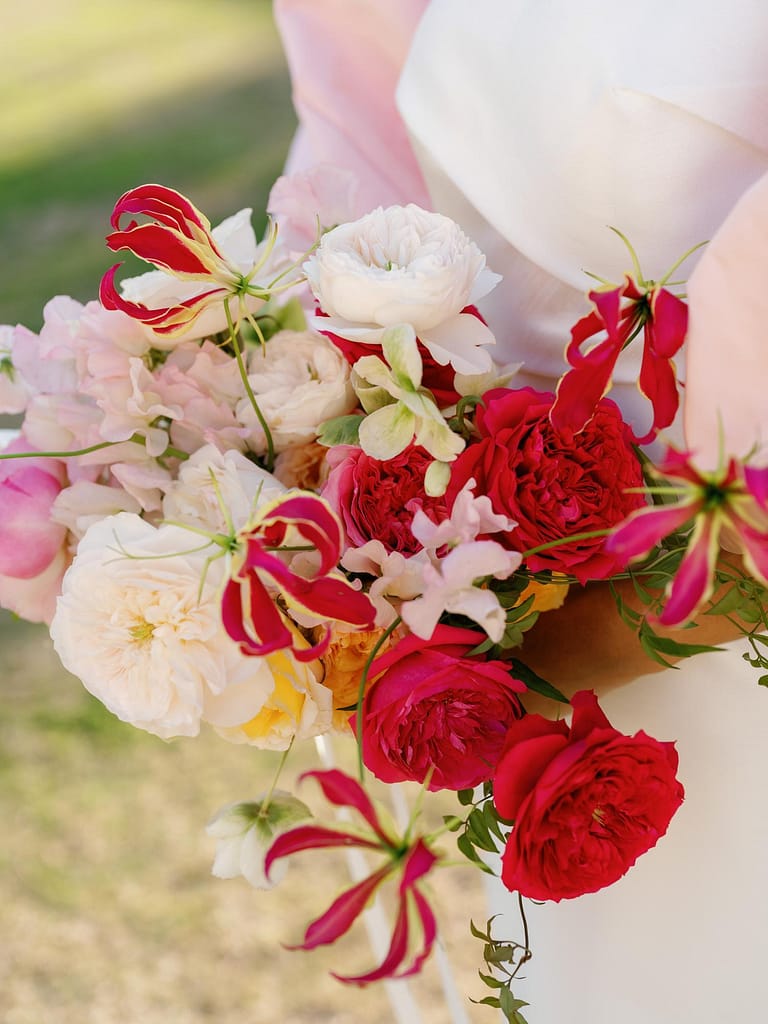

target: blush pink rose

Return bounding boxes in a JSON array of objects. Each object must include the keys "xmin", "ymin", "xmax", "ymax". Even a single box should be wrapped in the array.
[
  {"xmin": 448, "ymin": 387, "xmax": 645, "ymax": 582},
  {"xmin": 323, "ymin": 443, "xmax": 448, "ymax": 555},
  {"xmin": 357, "ymin": 625, "xmax": 526, "ymax": 791},
  {"xmin": 494, "ymin": 690, "xmax": 684, "ymax": 901}
]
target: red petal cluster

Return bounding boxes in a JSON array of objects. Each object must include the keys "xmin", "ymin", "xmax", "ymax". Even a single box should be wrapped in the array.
[
  {"xmin": 551, "ymin": 276, "xmax": 688, "ymax": 444},
  {"xmin": 221, "ymin": 492, "xmax": 375, "ymax": 662},
  {"xmin": 265, "ymin": 769, "xmax": 439, "ymax": 984},
  {"xmin": 99, "ymin": 184, "xmax": 242, "ymax": 335}
]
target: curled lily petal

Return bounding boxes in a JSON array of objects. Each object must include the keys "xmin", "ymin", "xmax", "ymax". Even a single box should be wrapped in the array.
[
  {"xmin": 265, "ymin": 825, "xmax": 382, "ymax": 880},
  {"xmin": 657, "ymin": 514, "xmax": 720, "ymax": 626},
  {"xmin": 288, "ymin": 863, "xmax": 394, "ymax": 951},
  {"xmin": 300, "ymin": 769, "xmax": 396, "ymax": 846},
  {"xmin": 607, "ymin": 500, "xmax": 701, "ymax": 563}
]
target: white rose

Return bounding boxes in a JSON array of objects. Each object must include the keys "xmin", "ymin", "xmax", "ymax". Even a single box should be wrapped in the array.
[
  {"xmin": 162, "ymin": 444, "xmax": 286, "ymax": 533},
  {"xmin": 304, "ymin": 204, "xmax": 499, "ymax": 374},
  {"xmin": 49, "ymin": 513, "xmax": 275, "ymax": 739},
  {"xmin": 237, "ymin": 330, "xmax": 356, "ymax": 452}
]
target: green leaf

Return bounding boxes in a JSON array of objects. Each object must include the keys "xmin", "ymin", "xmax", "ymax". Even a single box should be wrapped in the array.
[
  {"xmin": 642, "ymin": 632, "xmax": 724, "ymax": 658},
  {"xmin": 478, "ymin": 971, "xmax": 505, "ymax": 989},
  {"xmin": 470, "ymin": 919, "xmax": 491, "ymax": 941},
  {"xmin": 758, "ymin": 674, "xmax": 768, "ymax": 687},
  {"xmin": 704, "ymin": 585, "xmax": 746, "ymax": 617},
  {"xmin": 317, "ymin": 414, "xmax": 363, "ymax": 448},
  {"xmin": 467, "ymin": 809, "xmax": 500, "ymax": 854},
  {"xmin": 470, "ymin": 996, "xmax": 502, "ymax": 1009},
  {"xmin": 458, "ymin": 788, "xmax": 475, "ymax": 806},
  {"xmin": 510, "ymin": 659, "xmax": 569, "ymax": 703}
]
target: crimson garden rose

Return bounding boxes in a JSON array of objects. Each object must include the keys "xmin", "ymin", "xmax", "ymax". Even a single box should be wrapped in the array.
[
  {"xmin": 357, "ymin": 625, "xmax": 526, "ymax": 791},
  {"xmin": 494, "ymin": 690, "xmax": 684, "ymax": 901},
  {"xmin": 448, "ymin": 387, "xmax": 645, "ymax": 581},
  {"xmin": 322, "ymin": 442, "xmax": 448, "ymax": 555}
]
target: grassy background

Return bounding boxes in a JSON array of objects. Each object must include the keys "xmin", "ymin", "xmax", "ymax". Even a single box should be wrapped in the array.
[{"xmin": 0, "ymin": 4, "xmax": 486, "ymax": 1021}]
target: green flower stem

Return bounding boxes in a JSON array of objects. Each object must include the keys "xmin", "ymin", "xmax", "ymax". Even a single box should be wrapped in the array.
[
  {"xmin": 0, "ymin": 434, "xmax": 189, "ymax": 462},
  {"xmin": 259, "ymin": 741, "xmax": 294, "ymax": 818},
  {"xmin": 224, "ymin": 301, "xmax": 275, "ymax": 472},
  {"xmin": 355, "ymin": 616, "xmax": 401, "ymax": 783},
  {"xmin": 521, "ymin": 528, "xmax": 612, "ymax": 558}
]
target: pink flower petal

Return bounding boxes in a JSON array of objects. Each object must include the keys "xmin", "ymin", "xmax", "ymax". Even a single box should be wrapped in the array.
[
  {"xmin": 606, "ymin": 500, "xmax": 701, "ymax": 562},
  {"xmin": 657, "ymin": 514, "xmax": 720, "ymax": 625},
  {"xmin": 265, "ymin": 824, "xmax": 381, "ymax": 881},
  {"xmin": 300, "ymin": 769, "xmax": 395, "ymax": 845},
  {"xmin": 289, "ymin": 863, "xmax": 393, "ymax": 950}
]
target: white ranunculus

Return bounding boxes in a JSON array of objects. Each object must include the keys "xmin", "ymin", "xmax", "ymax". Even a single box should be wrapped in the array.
[
  {"xmin": 304, "ymin": 204, "xmax": 499, "ymax": 374},
  {"xmin": 162, "ymin": 444, "xmax": 286, "ymax": 533},
  {"xmin": 49, "ymin": 513, "xmax": 274, "ymax": 740},
  {"xmin": 237, "ymin": 330, "xmax": 356, "ymax": 452}
]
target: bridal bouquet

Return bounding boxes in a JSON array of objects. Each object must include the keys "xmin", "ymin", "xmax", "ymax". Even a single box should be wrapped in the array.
[{"xmin": 5, "ymin": 3, "xmax": 768, "ymax": 1021}]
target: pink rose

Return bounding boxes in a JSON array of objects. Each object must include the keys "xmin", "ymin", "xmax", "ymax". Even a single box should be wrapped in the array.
[
  {"xmin": 448, "ymin": 387, "xmax": 645, "ymax": 581},
  {"xmin": 323, "ymin": 443, "xmax": 448, "ymax": 555},
  {"xmin": 494, "ymin": 691, "xmax": 684, "ymax": 901},
  {"xmin": 358, "ymin": 625, "xmax": 526, "ymax": 791}
]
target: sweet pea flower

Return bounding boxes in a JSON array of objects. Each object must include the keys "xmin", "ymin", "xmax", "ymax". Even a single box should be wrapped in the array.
[
  {"xmin": 99, "ymin": 185, "xmax": 277, "ymax": 338},
  {"xmin": 267, "ymin": 164, "xmax": 366, "ymax": 255},
  {"xmin": 401, "ymin": 540, "xmax": 522, "ymax": 642},
  {"xmin": 222, "ymin": 491, "xmax": 376, "ymax": 662},
  {"xmin": 0, "ymin": 325, "xmax": 30, "ymax": 413},
  {"xmin": 606, "ymin": 449, "xmax": 768, "ymax": 625},
  {"xmin": 410, "ymin": 477, "xmax": 516, "ymax": 553},
  {"xmin": 341, "ymin": 539, "xmax": 427, "ymax": 627},
  {"xmin": 352, "ymin": 324, "xmax": 465, "ymax": 463},
  {"xmin": 306, "ymin": 204, "xmax": 499, "ymax": 375},
  {"xmin": 265, "ymin": 768, "xmax": 439, "ymax": 984}
]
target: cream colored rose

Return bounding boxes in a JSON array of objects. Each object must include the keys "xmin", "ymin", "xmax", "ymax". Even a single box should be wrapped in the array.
[
  {"xmin": 304, "ymin": 204, "xmax": 499, "ymax": 374},
  {"xmin": 237, "ymin": 330, "xmax": 356, "ymax": 453},
  {"xmin": 49, "ymin": 513, "xmax": 275, "ymax": 739},
  {"xmin": 162, "ymin": 444, "xmax": 285, "ymax": 533}
]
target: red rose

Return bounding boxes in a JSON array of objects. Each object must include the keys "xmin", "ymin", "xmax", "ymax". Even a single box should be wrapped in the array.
[
  {"xmin": 447, "ymin": 387, "xmax": 646, "ymax": 581},
  {"xmin": 357, "ymin": 625, "xmax": 526, "ymax": 791},
  {"xmin": 322, "ymin": 443, "xmax": 448, "ymax": 555},
  {"xmin": 493, "ymin": 690, "xmax": 684, "ymax": 901}
]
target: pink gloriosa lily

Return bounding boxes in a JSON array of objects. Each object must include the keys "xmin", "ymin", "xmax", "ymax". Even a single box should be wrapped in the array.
[
  {"xmin": 551, "ymin": 271, "xmax": 688, "ymax": 444},
  {"xmin": 606, "ymin": 449, "xmax": 768, "ymax": 625},
  {"xmin": 222, "ymin": 492, "xmax": 375, "ymax": 662},
  {"xmin": 265, "ymin": 769, "xmax": 439, "ymax": 985},
  {"xmin": 99, "ymin": 184, "xmax": 270, "ymax": 336}
]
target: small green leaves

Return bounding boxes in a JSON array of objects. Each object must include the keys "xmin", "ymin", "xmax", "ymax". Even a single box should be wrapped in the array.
[
  {"xmin": 470, "ymin": 915, "xmax": 532, "ymax": 1023},
  {"xmin": 317, "ymin": 414, "xmax": 364, "ymax": 447}
]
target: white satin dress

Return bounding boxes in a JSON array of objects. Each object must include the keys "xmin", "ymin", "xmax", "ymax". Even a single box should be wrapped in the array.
[{"xmin": 397, "ymin": 3, "xmax": 768, "ymax": 1021}]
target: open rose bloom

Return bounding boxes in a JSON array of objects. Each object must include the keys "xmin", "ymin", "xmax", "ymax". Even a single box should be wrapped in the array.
[{"xmin": 5, "ymin": 22, "xmax": 768, "ymax": 1003}]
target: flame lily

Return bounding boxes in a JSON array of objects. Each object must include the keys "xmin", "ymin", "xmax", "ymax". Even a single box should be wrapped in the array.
[
  {"xmin": 265, "ymin": 769, "xmax": 439, "ymax": 984},
  {"xmin": 221, "ymin": 492, "xmax": 376, "ymax": 662},
  {"xmin": 550, "ymin": 237, "xmax": 693, "ymax": 443},
  {"xmin": 99, "ymin": 184, "xmax": 275, "ymax": 336},
  {"xmin": 606, "ymin": 449, "xmax": 768, "ymax": 625}
]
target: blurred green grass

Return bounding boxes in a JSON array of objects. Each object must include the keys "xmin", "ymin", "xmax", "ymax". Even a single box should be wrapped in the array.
[
  {"xmin": 0, "ymin": 0, "xmax": 297, "ymax": 329},
  {"xmin": 0, "ymin": 6, "xmax": 486, "ymax": 1021}
]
